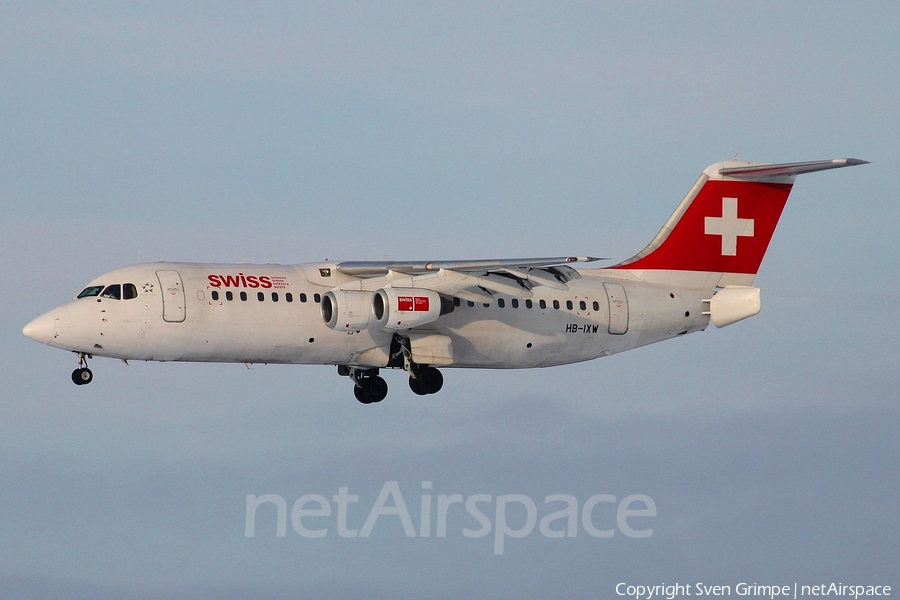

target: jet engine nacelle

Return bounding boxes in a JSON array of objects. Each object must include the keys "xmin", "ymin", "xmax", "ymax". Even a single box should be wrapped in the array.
[
  {"xmin": 373, "ymin": 288, "xmax": 446, "ymax": 330},
  {"xmin": 322, "ymin": 290, "xmax": 377, "ymax": 330}
]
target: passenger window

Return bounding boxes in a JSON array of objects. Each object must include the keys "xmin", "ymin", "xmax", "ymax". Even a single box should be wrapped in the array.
[
  {"xmin": 257, "ymin": 292, "xmax": 264, "ymax": 301},
  {"xmin": 77, "ymin": 285, "xmax": 105, "ymax": 298},
  {"xmin": 539, "ymin": 299, "xmax": 546, "ymax": 309},
  {"xmin": 300, "ymin": 293, "xmax": 308, "ymax": 303},
  {"xmin": 553, "ymin": 300, "xmax": 560, "ymax": 310},
  {"xmin": 453, "ymin": 297, "xmax": 461, "ymax": 307},
  {"xmin": 467, "ymin": 301, "xmax": 474, "ymax": 307},
  {"xmin": 212, "ymin": 291, "xmax": 219, "ymax": 301},
  {"xmin": 525, "ymin": 299, "xmax": 533, "ymax": 309},
  {"xmin": 566, "ymin": 300, "xmax": 573, "ymax": 310},
  {"xmin": 272, "ymin": 292, "xmax": 279, "ymax": 302},
  {"xmin": 498, "ymin": 299, "xmax": 505, "ymax": 308},
  {"xmin": 123, "ymin": 283, "xmax": 138, "ymax": 300},
  {"xmin": 580, "ymin": 301, "xmax": 586, "ymax": 310},
  {"xmin": 314, "ymin": 294, "xmax": 321, "ymax": 303},
  {"xmin": 226, "ymin": 291, "xmax": 233, "ymax": 301},
  {"xmin": 286, "ymin": 293, "xmax": 293, "ymax": 302},
  {"xmin": 593, "ymin": 301, "xmax": 600, "ymax": 311},
  {"xmin": 483, "ymin": 303, "xmax": 490, "ymax": 308},
  {"xmin": 240, "ymin": 292, "xmax": 247, "ymax": 301},
  {"xmin": 101, "ymin": 284, "xmax": 121, "ymax": 300}
]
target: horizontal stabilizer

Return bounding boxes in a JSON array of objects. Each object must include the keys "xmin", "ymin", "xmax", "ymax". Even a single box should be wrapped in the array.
[{"xmin": 718, "ymin": 158, "xmax": 869, "ymax": 180}]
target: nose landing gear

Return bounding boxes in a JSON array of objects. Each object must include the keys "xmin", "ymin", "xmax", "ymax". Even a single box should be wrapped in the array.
[{"xmin": 71, "ymin": 352, "xmax": 93, "ymax": 385}]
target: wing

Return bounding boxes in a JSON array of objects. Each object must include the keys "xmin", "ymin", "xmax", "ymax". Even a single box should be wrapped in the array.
[{"xmin": 335, "ymin": 256, "xmax": 605, "ymax": 301}]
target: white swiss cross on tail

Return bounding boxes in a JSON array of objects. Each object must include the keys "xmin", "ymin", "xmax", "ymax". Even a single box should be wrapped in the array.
[{"xmin": 704, "ymin": 197, "xmax": 754, "ymax": 256}]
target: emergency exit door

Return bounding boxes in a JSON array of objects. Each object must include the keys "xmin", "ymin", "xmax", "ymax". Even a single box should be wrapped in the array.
[{"xmin": 603, "ymin": 282, "xmax": 629, "ymax": 335}]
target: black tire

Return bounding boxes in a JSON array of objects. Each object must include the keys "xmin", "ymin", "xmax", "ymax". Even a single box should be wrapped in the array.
[
  {"xmin": 72, "ymin": 368, "xmax": 93, "ymax": 385},
  {"xmin": 408, "ymin": 375, "xmax": 426, "ymax": 395},
  {"xmin": 366, "ymin": 376, "xmax": 388, "ymax": 403},
  {"xmin": 419, "ymin": 367, "xmax": 443, "ymax": 394},
  {"xmin": 353, "ymin": 385, "xmax": 372, "ymax": 404}
]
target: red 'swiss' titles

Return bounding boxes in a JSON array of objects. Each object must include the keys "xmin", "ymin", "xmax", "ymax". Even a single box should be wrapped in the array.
[{"xmin": 208, "ymin": 273, "xmax": 275, "ymax": 289}]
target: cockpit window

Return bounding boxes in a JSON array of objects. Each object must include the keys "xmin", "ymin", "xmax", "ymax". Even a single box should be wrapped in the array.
[
  {"xmin": 77, "ymin": 285, "xmax": 105, "ymax": 299},
  {"xmin": 100, "ymin": 284, "xmax": 121, "ymax": 300},
  {"xmin": 123, "ymin": 283, "xmax": 138, "ymax": 300}
]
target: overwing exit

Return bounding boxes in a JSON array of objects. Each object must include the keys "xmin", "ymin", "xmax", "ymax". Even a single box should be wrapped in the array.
[{"xmin": 23, "ymin": 158, "xmax": 867, "ymax": 403}]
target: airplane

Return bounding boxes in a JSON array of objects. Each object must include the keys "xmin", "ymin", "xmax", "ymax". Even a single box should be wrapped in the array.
[{"xmin": 23, "ymin": 158, "xmax": 866, "ymax": 403}]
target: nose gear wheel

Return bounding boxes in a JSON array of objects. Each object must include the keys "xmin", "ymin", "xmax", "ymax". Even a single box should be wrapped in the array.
[{"xmin": 71, "ymin": 352, "xmax": 93, "ymax": 386}]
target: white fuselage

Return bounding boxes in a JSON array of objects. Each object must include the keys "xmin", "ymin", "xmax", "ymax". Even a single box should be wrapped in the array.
[{"xmin": 28, "ymin": 262, "xmax": 710, "ymax": 370}]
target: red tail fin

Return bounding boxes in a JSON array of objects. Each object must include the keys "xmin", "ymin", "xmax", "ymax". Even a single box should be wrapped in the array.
[{"xmin": 610, "ymin": 159, "xmax": 867, "ymax": 288}]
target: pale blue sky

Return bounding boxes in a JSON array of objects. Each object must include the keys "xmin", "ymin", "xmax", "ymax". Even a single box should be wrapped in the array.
[{"xmin": 1, "ymin": 2, "xmax": 898, "ymax": 597}]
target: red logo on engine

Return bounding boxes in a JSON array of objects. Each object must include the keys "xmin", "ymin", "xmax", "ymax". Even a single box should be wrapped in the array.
[{"xmin": 398, "ymin": 296, "xmax": 429, "ymax": 311}]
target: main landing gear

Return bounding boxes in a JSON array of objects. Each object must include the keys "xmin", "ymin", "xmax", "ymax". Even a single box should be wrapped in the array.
[
  {"xmin": 339, "ymin": 366, "xmax": 389, "ymax": 404},
  {"xmin": 71, "ymin": 352, "xmax": 93, "ymax": 385},
  {"xmin": 397, "ymin": 335, "xmax": 443, "ymax": 396},
  {"xmin": 339, "ymin": 335, "xmax": 445, "ymax": 404},
  {"xmin": 408, "ymin": 366, "xmax": 443, "ymax": 396}
]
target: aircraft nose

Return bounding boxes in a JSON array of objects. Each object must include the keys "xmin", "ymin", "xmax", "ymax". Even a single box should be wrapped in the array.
[{"xmin": 23, "ymin": 307, "xmax": 70, "ymax": 344}]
